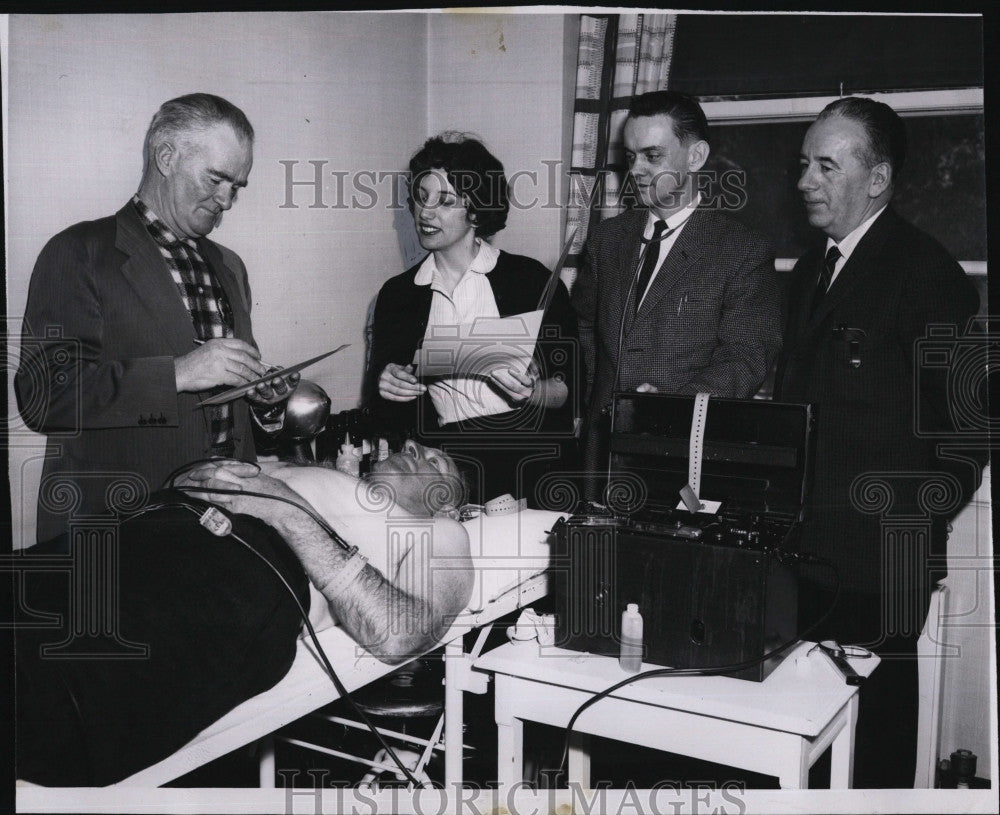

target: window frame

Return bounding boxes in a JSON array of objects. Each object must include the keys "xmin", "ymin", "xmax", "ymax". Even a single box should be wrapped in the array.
[{"xmin": 702, "ymin": 88, "xmax": 986, "ymax": 275}]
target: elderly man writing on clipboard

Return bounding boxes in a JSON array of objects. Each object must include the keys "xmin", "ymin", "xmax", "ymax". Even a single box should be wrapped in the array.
[{"xmin": 15, "ymin": 93, "xmax": 298, "ymax": 544}]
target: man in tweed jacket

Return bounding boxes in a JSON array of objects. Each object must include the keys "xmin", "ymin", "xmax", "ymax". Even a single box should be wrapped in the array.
[{"xmin": 571, "ymin": 91, "xmax": 782, "ymax": 492}]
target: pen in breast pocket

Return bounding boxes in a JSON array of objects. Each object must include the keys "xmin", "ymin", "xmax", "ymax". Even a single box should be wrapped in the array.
[
  {"xmin": 193, "ymin": 338, "xmax": 279, "ymax": 371},
  {"xmin": 678, "ymin": 294, "xmax": 688, "ymax": 316}
]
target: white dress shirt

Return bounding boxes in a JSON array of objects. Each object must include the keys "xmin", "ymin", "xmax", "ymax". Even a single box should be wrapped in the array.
[
  {"xmin": 416, "ymin": 240, "xmax": 513, "ymax": 424},
  {"xmin": 636, "ymin": 193, "xmax": 702, "ymax": 309},
  {"xmin": 825, "ymin": 205, "xmax": 888, "ymax": 287}
]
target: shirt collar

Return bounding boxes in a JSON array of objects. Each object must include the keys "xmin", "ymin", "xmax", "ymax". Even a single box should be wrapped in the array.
[
  {"xmin": 826, "ymin": 204, "xmax": 887, "ymax": 263},
  {"xmin": 645, "ymin": 193, "xmax": 701, "ymax": 236},
  {"xmin": 132, "ymin": 194, "xmax": 198, "ymax": 251},
  {"xmin": 413, "ymin": 239, "xmax": 500, "ymax": 286}
]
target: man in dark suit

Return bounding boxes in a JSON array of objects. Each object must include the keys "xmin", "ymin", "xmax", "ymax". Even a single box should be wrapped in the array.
[
  {"xmin": 571, "ymin": 91, "xmax": 782, "ymax": 494},
  {"xmin": 15, "ymin": 93, "xmax": 295, "ymax": 543},
  {"xmin": 775, "ymin": 96, "xmax": 983, "ymax": 787}
]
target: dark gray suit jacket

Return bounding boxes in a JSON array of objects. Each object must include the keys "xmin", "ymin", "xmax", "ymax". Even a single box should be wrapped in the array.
[
  {"xmin": 16, "ymin": 202, "xmax": 258, "ymax": 542},
  {"xmin": 571, "ymin": 207, "xmax": 782, "ymax": 477},
  {"xmin": 775, "ymin": 207, "xmax": 983, "ymax": 597}
]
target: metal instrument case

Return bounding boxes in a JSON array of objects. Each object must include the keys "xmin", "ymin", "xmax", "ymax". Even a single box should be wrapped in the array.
[{"xmin": 552, "ymin": 392, "xmax": 816, "ymax": 681}]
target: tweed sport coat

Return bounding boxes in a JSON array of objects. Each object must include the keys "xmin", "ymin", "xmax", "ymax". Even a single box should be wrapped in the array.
[
  {"xmin": 15, "ymin": 202, "xmax": 259, "ymax": 543},
  {"xmin": 775, "ymin": 207, "xmax": 983, "ymax": 596},
  {"xmin": 571, "ymin": 207, "xmax": 782, "ymax": 473}
]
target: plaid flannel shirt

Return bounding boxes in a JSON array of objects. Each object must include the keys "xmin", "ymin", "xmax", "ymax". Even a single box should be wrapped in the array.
[{"xmin": 132, "ymin": 195, "xmax": 235, "ymax": 452}]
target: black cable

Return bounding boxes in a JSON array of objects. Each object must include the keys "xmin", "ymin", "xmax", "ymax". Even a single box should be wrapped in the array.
[
  {"xmin": 50, "ymin": 661, "xmax": 97, "ymax": 786},
  {"xmin": 170, "ymin": 484, "xmax": 354, "ymax": 553},
  {"xmin": 127, "ymin": 498, "xmax": 424, "ymax": 788},
  {"xmin": 555, "ymin": 553, "xmax": 841, "ymax": 778},
  {"xmin": 223, "ymin": 525, "xmax": 425, "ymax": 789}
]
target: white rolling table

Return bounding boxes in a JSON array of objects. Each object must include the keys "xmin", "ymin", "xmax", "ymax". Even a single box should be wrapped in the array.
[{"xmin": 475, "ymin": 641, "xmax": 879, "ymax": 790}]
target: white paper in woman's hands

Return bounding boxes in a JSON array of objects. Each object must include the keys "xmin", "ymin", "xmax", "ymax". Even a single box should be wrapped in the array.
[{"xmin": 412, "ymin": 310, "xmax": 543, "ymax": 380}]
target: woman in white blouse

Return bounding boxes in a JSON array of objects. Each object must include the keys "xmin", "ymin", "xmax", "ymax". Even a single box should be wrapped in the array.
[{"xmin": 364, "ymin": 133, "xmax": 580, "ymax": 506}]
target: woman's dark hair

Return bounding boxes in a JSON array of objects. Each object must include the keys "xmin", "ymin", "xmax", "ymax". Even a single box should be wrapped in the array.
[{"xmin": 408, "ymin": 132, "xmax": 509, "ymax": 238}]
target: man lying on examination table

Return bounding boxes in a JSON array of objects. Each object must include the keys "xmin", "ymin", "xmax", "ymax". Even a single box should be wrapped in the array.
[{"xmin": 15, "ymin": 442, "xmax": 473, "ymax": 786}]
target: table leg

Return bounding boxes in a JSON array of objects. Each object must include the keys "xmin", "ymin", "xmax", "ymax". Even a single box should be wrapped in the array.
[
  {"xmin": 830, "ymin": 694, "xmax": 858, "ymax": 788},
  {"xmin": 495, "ymin": 676, "xmax": 524, "ymax": 790},
  {"xmin": 567, "ymin": 732, "xmax": 590, "ymax": 787},
  {"xmin": 444, "ymin": 640, "xmax": 464, "ymax": 787},
  {"xmin": 778, "ymin": 738, "xmax": 810, "ymax": 789},
  {"xmin": 497, "ymin": 717, "xmax": 524, "ymax": 789},
  {"xmin": 258, "ymin": 735, "xmax": 275, "ymax": 788}
]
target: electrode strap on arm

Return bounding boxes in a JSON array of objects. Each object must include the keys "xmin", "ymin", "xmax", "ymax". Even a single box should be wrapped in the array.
[
  {"xmin": 681, "ymin": 392, "xmax": 710, "ymax": 512},
  {"xmin": 316, "ymin": 550, "xmax": 368, "ymax": 597}
]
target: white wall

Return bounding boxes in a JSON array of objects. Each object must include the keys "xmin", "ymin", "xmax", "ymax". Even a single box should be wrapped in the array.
[
  {"xmin": 5, "ymin": 11, "xmax": 431, "ymax": 545},
  {"xmin": 427, "ymin": 12, "xmax": 577, "ymax": 269},
  {"xmin": 5, "ymin": 11, "xmax": 577, "ymax": 545},
  {"xmin": 941, "ymin": 468, "xmax": 996, "ymax": 779}
]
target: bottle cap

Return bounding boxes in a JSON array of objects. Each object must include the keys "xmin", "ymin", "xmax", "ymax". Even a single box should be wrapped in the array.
[{"xmin": 627, "ymin": 603, "xmax": 638, "ymax": 613}]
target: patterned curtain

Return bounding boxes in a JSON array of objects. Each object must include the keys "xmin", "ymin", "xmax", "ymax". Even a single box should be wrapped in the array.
[{"xmin": 562, "ymin": 13, "xmax": 678, "ymax": 290}]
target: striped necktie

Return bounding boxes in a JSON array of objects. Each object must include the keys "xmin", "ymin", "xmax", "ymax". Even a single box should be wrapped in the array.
[
  {"xmin": 809, "ymin": 244, "xmax": 841, "ymax": 317},
  {"xmin": 633, "ymin": 219, "xmax": 676, "ymax": 315}
]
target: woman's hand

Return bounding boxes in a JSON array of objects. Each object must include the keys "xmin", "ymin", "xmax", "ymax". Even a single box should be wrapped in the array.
[
  {"xmin": 378, "ymin": 363, "xmax": 427, "ymax": 402},
  {"xmin": 491, "ymin": 360, "xmax": 569, "ymax": 409},
  {"xmin": 490, "ymin": 362, "xmax": 538, "ymax": 403}
]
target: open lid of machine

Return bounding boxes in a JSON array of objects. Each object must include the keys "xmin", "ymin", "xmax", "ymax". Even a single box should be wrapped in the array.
[{"xmin": 609, "ymin": 392, "xmax": 816, "ymax": 520}]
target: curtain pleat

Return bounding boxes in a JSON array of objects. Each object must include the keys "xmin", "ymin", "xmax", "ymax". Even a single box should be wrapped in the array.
[{"xmin": 562, "ymin": 13, "xmax": 677, "ymax": 290}]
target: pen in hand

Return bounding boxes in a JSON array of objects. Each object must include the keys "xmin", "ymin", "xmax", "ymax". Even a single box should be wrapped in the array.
[{"xmin": 192, "ymin": 338, "xmax": 279, "ymax": 371}]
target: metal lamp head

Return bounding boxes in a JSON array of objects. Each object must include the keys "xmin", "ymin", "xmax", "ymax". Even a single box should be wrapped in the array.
[{"xmin": 280, "ymin": 379, "xmax": 331, "ymax": 442}]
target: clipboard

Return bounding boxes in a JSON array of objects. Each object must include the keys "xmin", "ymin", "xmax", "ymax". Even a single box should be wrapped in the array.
[
  {"xmin": 412, "ymin": 229, "xmax": 578, "ymax": 382},
  {"xmin": 194, "ymin": 344, "xmax": 349, "ymax": 407},
  {"xmin": 535, "ymin": 226, "xmax": 578, "ymax": 313},
  {"xmin": 413, "ymin": 312, "xmax": 543, "ymax": 381}
]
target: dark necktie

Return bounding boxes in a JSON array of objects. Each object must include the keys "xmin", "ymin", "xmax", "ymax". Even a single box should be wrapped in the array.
[
  {"xmin": 632, "ymin": 219, "xmax": 674, "ymax": 315},
  {"xmin": 809, "ymin": 244, "xmax": 841, "ymax": 317}
]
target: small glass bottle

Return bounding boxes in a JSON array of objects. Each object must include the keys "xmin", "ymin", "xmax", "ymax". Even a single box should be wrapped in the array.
[
  {"xmin": 619, "ymin": 603, "xmax": 643, "ymax": 673},
  {"xmin": 335, "ymin": 432, "xmax": 361, "ymax": 477}
]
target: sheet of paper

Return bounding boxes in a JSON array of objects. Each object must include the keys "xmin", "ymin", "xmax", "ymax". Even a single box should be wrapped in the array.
[
  {"xmin": 675, "ymin": 498, "xmax": 722, "ymax": 515},
  {"xmin": 413, "ymin": 310, "xmax": 544, "ymax": 380}
]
